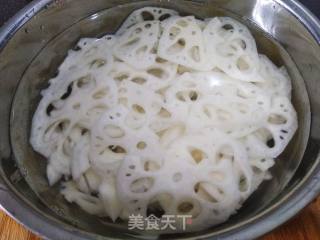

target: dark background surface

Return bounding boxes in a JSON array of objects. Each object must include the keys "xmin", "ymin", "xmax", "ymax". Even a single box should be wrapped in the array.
[{"xmin": 0, "ymin": 0, "xmax": 319, "ymax": 26}]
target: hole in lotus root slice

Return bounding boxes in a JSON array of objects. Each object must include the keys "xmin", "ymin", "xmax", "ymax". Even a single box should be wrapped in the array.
[
  {"xmin": 89, "ymin": 58, "xmax": 107, "ymax": 69},
  {"xmin": 189, "ymin": 147, "xmax": 208, "ymax": 164},
  {"xmin": 189, "ymin": 90, "xmax": 198, "ymax": 101},
  {"xmin": 114, "ymin": 73, "xmax": 130, "ymax": 81},
  {"xmin": 143, "ymin": 160, "xmax": 161, "ymax": 172},
  {"xmin": 136, "ymin": 141, "xmax": 147, "ymax": 149},
  {"xmin": 159, "ymin": 13, "xmax": 171, "ymax": 21},
  {"xmin": 147, "ymin": 67, "xmax": 168, "ymax": 79},
  {"xmin": 103, "ymin": 124, "xmax": 125, "ymax": 138},
  {"xmin": 80, "ymin": 127, "xmax": 89, "ymax": 136},
  {"xmin": 72, "ymin": 45, "xmax": 82, "ymax": 51},
  {"xmin": 46, "ymin": 103, "xmax": 55, "ymax": 116},
  {"xmin": 189, "ymin": 46, "xmax": 201, "ymax": 62},
  {"xmin": 129, "ymin": 165, "xmax": 136, "ymax": 170},
  {"xmin": 216, "ymin": 145, "xmax": 234, "ymax": 163},
  {"xmin": 236, "ymin": 56, "xmax": 250, "ymax": 71},
  {"xmin": 253, "ymin": 128, "xmax": 274, "ymax": 149},
  {"xmin": 92, "ymin": 87, "xmax": 109, "ymax": 99},
  {"xmin": 155, "ymin": 57, "xmax": 167, "ymax": 63},
  {"xmin": 86, "ymin": 105, "xmax": 108, "ymax": 119},
  {"xmin": 176, "ymin": 199, "xmax": 201, "ymax": 218},
  {"xmin": 178, "ymin": 202, "xmax": 194, "ymax": 213},
  {"xmin": 108, "ymin": 145, "xmax": 127, "ymax": 154},
  {"xmin": 167, "ymin": 38, "xmax": 186, "ymax": 54},
  {"xmin": 147, "ymin": 200, "xmax": 165, "ymax": 218},
  {"xmin": 60, "ymin": 82, "xmax": 73, "ymax": 100},
  {"xmin": 130, "ymin": 177, "xmax": 154, "ymax": 193},
  {"xmin": 131, "ymin": 77, "xmax": 147, "ymax": 85},
  {"xmin": 132, "ymin": 104, "xmax": 146, "ymax": 114},
  {"xmin": 268, "ymin": 113, "xmax": 287, "ymax": 125},
  {"xmin": 238, "ymin": 175, "xmax": 249, "ymax": 192},
  {"xmin": 158, "ymin": 107, "xmax": 172, "ymax": 118},
  {"xmin": 144, "ymin": 23, "xmax": 152, "ymax": 29},
  {"xmin": 176, "ymin": 91, "xmax": 188, "ymax": 102},
  {"xmin": 44, "ymin": 119, "xmax": 70, "ymax": 138},
  {"xmin": 141, "ymin": 11, "xmax": 155, "ymax": 21},
  {"xmin": 76, "ymin": 75, "xmax": 95, "ymax": 89},
  {"xmin": 266, "ymin": 138, "xmax": 275, "ymax": 148},
  {"xmin": 122, "ymin": 37, "xmax": 140, "ymax": 48},
  {"xmin": 222, "ymin": 24, "xmax": 234, "ymax": 31}
]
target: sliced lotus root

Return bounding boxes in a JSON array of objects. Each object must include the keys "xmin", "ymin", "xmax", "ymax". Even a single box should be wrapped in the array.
[
  {"xmin": 117, "ymin": 80, "xmax": 164, "ymax": 126},
  {"xmin": 30, "ymin": 9, "xmax": 298, "ymax": 231},
  {"xmin": 56, "ymin": 36, "xmax": 115, "ymax": 86},
  {"xmin": 61, "ymin": 181, "xmax": 105, "ymax": 216},
  {"xmin": 30, "ymin": 75, "xmax": 118, "ymax": 159},
  {"xmin": 90, "ymin": 105, "xmax": 163, "ymax": 176},
  {"xmin": 164, "ymin": 72, "xmax": 272, "ymax": 137},
  {"xmin": 245, "ymin": 96, "xmax": 298, "ymax": 158},
  {"xmin": 116, "ymin": 7, "xmax": 178, "ymax": 35},
  {"xmin": 203, "ymin": 17, "xmax": 261, "ymax": 82},
  {"xmin": 99, "ymin": 177, "xmax": 123, "ymax": 221},
  {"xmin": 116, "ymin": 128, "xmax": 252, "ymax": 231},
  {"xmin": 158, "ymin": 16, "xmax": 210, "ymax": 71},
  {"xmin": 31, "ymin": 35, "xmax": 117, "ymax": 158},
  {"xmin": 256, "ymin": 54, "xmax": 292, "ymax": 98},
  {"xmin": 110, "ymin": 60, "xmax": 178, "ymax": 90},
  {"xmin": 113, "ymin": 20, "xmax": 160, "ymax": 69},
  {"xmin": 76, "ymin": 168, "xmax": 102, "ymax": 194}
]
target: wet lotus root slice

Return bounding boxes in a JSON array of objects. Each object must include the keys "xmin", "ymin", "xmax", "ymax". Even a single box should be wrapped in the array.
[
  {"xmin": 203, "ymin": 17, "xmax": 261, "ymax": 82},
  {"xmin": 116, "ymin": 7, "xmax": 178, "ymax": 35},
  {"xmin": 113, "ymin": 20, "xmax": 161, "ymax": 70},
  {"xmin": 158, "ymin": 16, "xmax": 211, "ymax": 71}
]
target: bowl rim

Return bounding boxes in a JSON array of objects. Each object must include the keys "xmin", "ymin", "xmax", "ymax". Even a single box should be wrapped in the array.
[{"xmin": 0, "ymin": 0, "xmax": 320, "ymax": 239}]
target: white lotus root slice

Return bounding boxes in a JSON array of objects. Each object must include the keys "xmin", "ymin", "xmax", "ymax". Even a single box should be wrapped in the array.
[
  {"xmin": 164, "ymin": 72, "xmax": 271, "ymax": 136},
  {"xmin": 70, "ymin": 132, "xmax": 90, "ymax": 180},
  {"xmin": 203, "ymin": 17, "xmax": 261, "ymax": 82},
  {"xmin": 99, "ymin": 177, "xmax": 123, "ymax": 221},
  {"xmin": 76, "ymin": 168, "xmax": 102, "ymax": 194},
  {"xmin": 57, "ymin": 36, "xmax": 115, "ymax": 84},
  {"xmin": 30, "ymin": 74, "xmax": 118, "ymax": 159},
  {"xmin": 116, "ymin": 7, "xmax": 178, "ymax": 35},
  {"xmin": 245, "ymin": 96, "xmax": 298, "ymax": 158},
  {"xmin": 45, "ymin": 125, "xmax": 90, "ymax": 185},
  {"xmin": 158, "ymin": 16, "xmax": 211, "ymax": 71},
  {"xmin": 110, "ymin": 59, "xmax": 178, "ymax": 90},
  {"xmin": 116, "ymin": 129, "xmax": 252, "ymax": 231},
  {"xmin": 118, "ymin": 80, "xmax": 163, "ymax": 124},
  {"xmin": 113, "ymin": 21, "xmax": 160, "ymax": 69},
  {"xmin": 256, "ymin": 54, "xmax": 292, "ymax": 98},
  {"xmin": 61, "ymin": 181, "xmax": 105, "ymax": 216},
  {"xmin": 30, "ymin": 35, "xmax": 117, "ymax": 158},
  {"xmin": 90, "ymin": 105, "xmax": 163, "ymax": 176}
]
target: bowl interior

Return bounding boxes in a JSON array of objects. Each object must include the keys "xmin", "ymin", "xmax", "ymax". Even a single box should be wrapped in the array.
[{"xmin": 0, "ymin": 0, "xmax": 318, "ymax": 239}]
